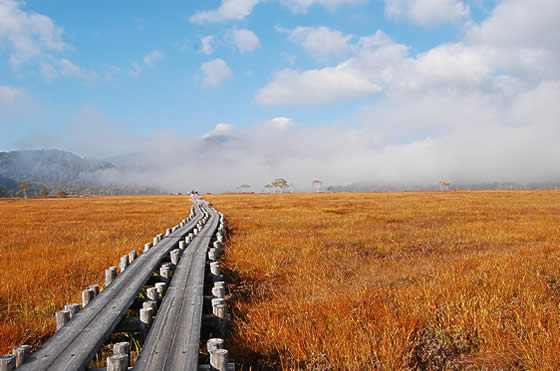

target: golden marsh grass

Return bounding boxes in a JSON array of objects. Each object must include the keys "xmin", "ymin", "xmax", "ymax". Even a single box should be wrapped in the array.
[{"xmin": 206, "ymin": 191, "xmax": 560, "ymax": 369}]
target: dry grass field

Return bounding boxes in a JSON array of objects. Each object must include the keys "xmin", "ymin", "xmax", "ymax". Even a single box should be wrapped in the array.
[
  {"xmin": 0, "ymin": 195, "xmax": 191, "ymax": 355},
  {"xmin": 2, "ymin": 191, "xmax": 560, "ymax": 369},
  {"xmin": 205, "ymin": 191, "xmax": 560, "ymax": 370}
]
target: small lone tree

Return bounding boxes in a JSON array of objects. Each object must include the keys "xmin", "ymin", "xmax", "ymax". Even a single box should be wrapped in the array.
[
  {"xmin": 239, "ymin": 184, "xmax": 251, "ymax": 193},
  {"xmin": 327, "ymin": 185, "xmax": 334, "ymax": 192},
  {"xmin": 272, "ymin": 178, "xmax": 289, "ymax": 193},
  {"xmin": 438, "ymin": 181, "xmax": 450, "ymax": 191},
  {"xmin": 312, "ymin": 180, "xmax": 322, "ymax": 193},
  {"xmin": 17, "ymin": 180, "xmax": 31, "ymax": 198},
  {"xmin": 39, "ymin": 185, "xmax": 49, "ymax": 197}
]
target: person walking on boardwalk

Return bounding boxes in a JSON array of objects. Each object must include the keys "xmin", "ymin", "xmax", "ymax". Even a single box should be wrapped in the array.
[{"xmin": 190, "ymin": 189, "xmax": 199, "ymax": 204}]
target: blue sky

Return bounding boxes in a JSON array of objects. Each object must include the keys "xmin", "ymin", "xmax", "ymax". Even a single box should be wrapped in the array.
[
  {"xmin": 1, "ymin": 0, "xmax": 482, "ymax": 140},
  {"xmin": 1, "ymin": 0, "xmax": 560, "ymax": 191}
]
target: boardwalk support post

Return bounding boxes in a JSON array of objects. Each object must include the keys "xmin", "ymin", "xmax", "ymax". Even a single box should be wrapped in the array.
[
  {"xmin": 210, "ymin": 349, "xmax": 229, "ymax": 371},
  {"xmin": 64, "ymin": 303, "xmax": 81, "ymax": 319},
  {"xmin": 107, "ymin": 353, "xmax": 128, "ymax": 371},
  {"xmin": 105, "ymin": 267, "xmax": 118, "ymax": 286},
  {"xmin": 82, "ymin": 289, "xmax": 95, "ymax": 307},
  {"xmin": 146, "ymin": 287, "xmax": 159, "ymax": 301},
  {"xmin": 140, "ymin": 308, "xmax": 153, "ymax": 326},
  {"xmin": 119, "ymin": 255, "xmax": 129, "ymax": 272},
  {"xmin": 0, "ymin": 354, "xmax": 16, "ymax": 371},
  {"xmin": 89, "ymin": 285, "xmax": 100, "ymax": 296},
  {"xmin": 129, "ymin": 250, "xmax": 138, "ymax": 263},
  {"xmin": 12, "ymin": 345, "xmax": 30, "ymax": 367},
  {"xmin": 55, "ymin": 310, "xmax": 71, "ymax": 331}
]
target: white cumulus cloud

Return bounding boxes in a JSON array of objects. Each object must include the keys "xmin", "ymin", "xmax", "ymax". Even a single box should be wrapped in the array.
[
  {"xmin": 385, "ymin": 0, "xmax": 470, "ymax": 26},
  {"xmin": 203, "ymin": 123, "xmax": 235, "ymax": 139},
  {"xmin": 281, "ymin": 0, "xmax": 365, "ymax": 13},
  {"xmin": 40, "ymin": 57, "xmax": 98, "ymax": 83},
  {"xmin": 189, "ymin": 0, "xmax": 260, "ymax": 23},
  {"xmin": 230, "ymin": 28, "xmax": 261, "ymax": 54},
  {"xmin": 201, "ymin": 59, "xmax": 233, "ymax": 88},
  {"xmin": 128, "ymin": 61, "xmax": 142, "ymax": 78},
  {"xmin": 0, "ymin": 0, "xmax": 66, "ymax": 65},
  {"xmin": 189, "ymin": 0, "xmax": 364, "ymax": 23},
  {"xmin": 255, "ymin": 66, "xmax": 382, "ymax": 105},
  {"xmin": 256, "ymin": 30, "xmax": 405, "ymax": 105},
  {"xmin": 0, "ymin": 85, "xmax": 24, "ymax": 104},
  {"xmin": 201, "ymin": 35, "xmax": 214, "ymax": 55},
  {"xmin": 277, "ymin": 25, "xmax": 352, "ymax": 59},
  {"xmin": 143, "ymin": 50, "xmax": 164, "ymax": 66}
]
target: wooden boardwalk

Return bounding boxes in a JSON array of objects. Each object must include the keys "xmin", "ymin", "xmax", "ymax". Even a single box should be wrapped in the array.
[
  {"xmin": 134, "ymin": 203, "xmax": 219, "ymax": 370},
  {"xmin": 17, "ymin": 204, "xmax": 209, "ymax": 370}
]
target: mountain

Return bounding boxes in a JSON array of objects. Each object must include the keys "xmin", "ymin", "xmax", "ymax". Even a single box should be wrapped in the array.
[
  {"xmin": 0, "ymin": 149, "xmax": 159, "ymax": 196},
  {"xmin": 0, "ymin": 149, "xmax": 114, "ymax": 185}
]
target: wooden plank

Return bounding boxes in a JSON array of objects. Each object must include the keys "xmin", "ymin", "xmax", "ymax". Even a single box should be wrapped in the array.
[
  {"xmin": 18, "ymin": 205, "xmax": 204, "ymax": 371},
  {"xmin": 134, "ymin": 203, "xmax": 219, "ymax": 371}
]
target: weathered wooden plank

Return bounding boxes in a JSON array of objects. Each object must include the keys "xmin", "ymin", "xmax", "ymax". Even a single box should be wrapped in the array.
[
  {"xmin": 18, "ymin": 205, "xmax": 204, "ymax": 371},
  {"xmin": 134, "ymin": 203, "xmax": 219, "ymax": 371}
]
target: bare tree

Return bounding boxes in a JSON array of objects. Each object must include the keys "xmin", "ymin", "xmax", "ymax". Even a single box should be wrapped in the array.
[
  {"xmin": 239, "ymin": 184, "xmax": 251, "ymax": 193},
  {"xmin": 312, "ymin": 180, "xmax": 322, "ymax": 193},
  {"xmin": 438, "ymin": 181, "xmax": 450, "ymax": 191}
]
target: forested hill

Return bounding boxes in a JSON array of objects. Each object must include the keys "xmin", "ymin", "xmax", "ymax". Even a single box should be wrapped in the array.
[
  {"xmin": 0, "ymin": 149, "xmax": 114, "ymax": 185},
  {"xmin": 0, "ymin": 149, "xmax": 159, "ymax": 196}
]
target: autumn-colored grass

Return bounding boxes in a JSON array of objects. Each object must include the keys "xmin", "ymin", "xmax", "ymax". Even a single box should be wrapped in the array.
[
  {"xmin": 0, "ymin": 195, "xmax": 192, "ymax": 354},
  {"xmin": 205, "ymin": 191, "xmax": 560, "ymax": 369}
]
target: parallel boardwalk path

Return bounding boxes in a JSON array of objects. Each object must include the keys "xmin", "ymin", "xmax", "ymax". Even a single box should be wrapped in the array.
[
  {"xmin": 134, "ymin": 202, "xmax": 219, "ymax": 370},
  {"xmin": 18, "ymin": 205, "xmax": 205, "ymax": 371}
]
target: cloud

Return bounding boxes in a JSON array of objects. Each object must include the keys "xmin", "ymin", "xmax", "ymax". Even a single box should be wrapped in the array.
[
  {"xmin": 203, "ymin": 123, "xmax": 235, "ymax": 139},
  {"xmin": 230, "ymin": 28, "xmax": 260, "ymax": 54},
  {"xmin": 143, "ymin": 50, "xmax": 164, "ymax": 66},
  {"xmin": 129, "ymin": 61, "xmax": 142, "ymax": 78},
  {"xmin": 264, "ymin": 117, "xmax": 296, "ymax": 129},
  {"xmin": 189, "ymin": 0, "xmax": 260, "ymax": 23},
  {"xmin": 259, "ymin": 0, "xmax": 560, "ymax": 106},
  {"xmin": 12, "ymin": 0, "xmax": 560, "ymax": 193},
  {"xmin": 0, "ymin": 0, "xmax": 66, "ymax": 65},
  {"xmin": 385, "ymin": 0, "xmax": 470, "ymax": 26},
  {"xmin": 276, "ymin": 26, "xmax": 352, "ymax": 59},
  {"xmin": 0, "ymin": 86, "xmax": 26, "ymax": 110},
  {"xmin": 128, "ymin": 50, "xmax": 164, "ymax": 78},
  {"xmin": 40, "ymin": 57, "xmax": 98, "ymax": 83},
  {"xmin": 256, "ymin": 30, "xmax": 404, "ymax": 105},
  {"xmin": 255, "ymin": 66, "xmax": 382, "ymax": 105},
  {"xmin": 188, "ymin": 0, "xmax": 364, "ymax": 23},
  {"xmin": 201, "ymin": 35, "xmax": 214, "ymax": 55},
  {"xmin": 201, "ymin": 59, "xmax": 233, "ymax": 87},
  {"xmin": 280, "ymin": 0, "xmax": 365, "ymax": 13},
  {"xmin": 52, "ymin": 79, "xmax": 560, "ymax": 193}
]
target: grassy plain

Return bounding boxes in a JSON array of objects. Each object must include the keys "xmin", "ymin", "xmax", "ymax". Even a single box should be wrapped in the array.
[
  {"xmin": 2, "ymin": 192, "xmax": 560, "ymax": 369},
  {"xmin": 0, "ymin": 195, "xmax": 191, "ymax": 354},
  {"xmin": 205, "ymin": 191, "xmax": 560, "ymax": 369}
]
